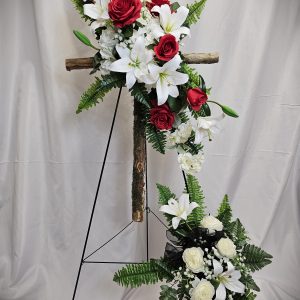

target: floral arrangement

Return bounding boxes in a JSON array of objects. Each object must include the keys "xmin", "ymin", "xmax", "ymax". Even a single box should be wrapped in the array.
[
  {"xmin": 113, "ymin": 175, "xmax": 273, "ymax": 299},
  {"xmin": 71, "ymin": 0, "xmax": 239, "ymax": 175}
]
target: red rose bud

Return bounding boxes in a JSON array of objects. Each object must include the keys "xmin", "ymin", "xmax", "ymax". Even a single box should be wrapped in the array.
[
  {"xmin": 108, "ymin": 0, "xmax": 142, "ymax": 28},
  {"xmin": 154, "ymin": 34, "xmax": 179, "ymax": 61},
  {"xmin": 146, "ymin": 0, "xmax": 170, "ymax": 13},
  {"xmin": 187, "ymin": 88, "xmax": 208, "ymax": 111},
  {"xmin": 149, "ymin": 104, "xmax": 175, "ymax": 130}
]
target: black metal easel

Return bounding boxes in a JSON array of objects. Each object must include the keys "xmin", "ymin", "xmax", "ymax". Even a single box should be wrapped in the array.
[{"xmin": 71, "ymin": 87, "xmax": 171, "ymax": 300}]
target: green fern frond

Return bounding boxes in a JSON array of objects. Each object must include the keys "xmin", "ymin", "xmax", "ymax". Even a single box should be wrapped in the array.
[
  {"xmin": 160, "ymin": 285, "xmax": 177, "ymax": 300},
  {"xmin": 130, "ymin": 83, "xmax": 151, "ymax": 108},
  {"xmin": 181, "ymin": 63, "xmax": 200, "ymax": 88},
  {"xmin": 156, "ymin": 183, "xmax": 177, "ymax": 224},
  {"xmin": 242, "ymin": 244, "xmax": 273, "ymax": 272},
  {"xmin": 145, "ymin": 123, "xmax": 167, "ymax": 154},
  {"xmin": 228, "ymin": 218, "xmax": 248, "ymax": 248},
  {"xmin": 185, "ymin": 0, "xmax": 207, "ymax": 27},
  {"xmin": 185, "ymin": 175, "xmax": 205, "ymax": 225},
  {"xmin": 241, "ymin": 273, "xmax": 260, "ymax": 292},
  {"xmin": 113, "ymin": 259, "xmax": 173, "ymax": 288},
  {"xmin": 70, "ymin": 0, "xmax": 90, "ymax": 20},
  {"xmin": 76, "ymin": 73, "xmax": 125, "ymax": 114},
  {"xmin": 217, "ymin": 194, "xmax": 232, "ymax": 228},
  {"xmin": 156, "ymin": 184, "xmax": 177, "ymax": 205}
]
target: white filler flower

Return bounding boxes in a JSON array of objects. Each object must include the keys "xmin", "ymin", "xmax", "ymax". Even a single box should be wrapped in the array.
[
  {"xmin": 109, "ymin": 37, "xmax": 153, "ymax": 89},
  {"xmin": 216, "ymin": 238, "xmax": 237, "ymax": 259},
  {"xmin": 148, "ymin": 55, "xmax": 189, "ymax": 105},
  {"xmin": 84, "ymin": 0, "xmax": 110, "ymax": 31},
  {"xmin": 182, "ymin": 247, "xmax": 205, "ymax": 273},
  {"xmin": 159, "ymin": 194, "xmax": 198, "ymax": 229},
  {"xmin": 200, "ymin": 215, "xmax": 223, "ymax": 234},
  {"xmin": 190, "ymin": 278, "xmax": 215, "ymax": 300},
  {"xmin": 213, "ymin": 260, "xmax": 245, "ymax": 300},
  {"xmin": 151, "ymin": 4, "xmax": 190, "ymax": 40},
  {"xmin": 178, "ymin": 152, "xmax": 205, "ymax": 175},
  {"xmin": 193, "ymin": 114, "xmax": 225, "ymax": 144}
]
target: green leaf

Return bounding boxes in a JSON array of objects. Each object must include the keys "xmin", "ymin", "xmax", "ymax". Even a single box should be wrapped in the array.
[
  {"xmin": 123, "ymin": 26, "xmax": 133, "ymax": 38},
  {"xmin": 185, "ymin": 0, "xmax": 207, "ymax": 27},
  {"xmin": 156, "ymin": 184, "xmax": 177, "ymax": 206},
  {"xmin": 242, "ymin": 244, "xmax": 273, "ymax": 272},
  {"xmin": 171, "ymin": 2, "xmax": 180, "ymax": 11},
  {"xmin": 201, "ymin": 103, "xmax": 211, "ymax": 116},
  {"xmin": 76, "ymin": 73, "xmax": 125, "ymax": 114},
  {"xmin": 71, "ymin": 0, "xmax": 85, "ymax": 18},
  {"xmin": 159, "ymin": 285, "xmax": 177, "ymax": 300},
  {"xmin": 241, "ymin": 273, "xmax": 261, "ymax": 292},
  {"xmin": 217, "ymin": 194, "xmax": 232, "ymax": 229},
  {"xmin": 225, "ymin": 219, "xmax": 248, "ymax": 249},
  {"xmin": 185, "ymin": 175, "xmax": 206, "ymax": 226},
  {"xmin": 73, "ymin": 30, "xmax": 99, "ymax": 50},
  {"xmin": 145, "ymin": 123, "xmax": 167, "ymax": 154},
  {"xmin": 156, "ymin": 183, "xmax": 177, "ymax": 224},
  {"xmin": 130, "ymin": 83, "xmax": 151, "ymax": 108},
  {"xmin": 228, "ymin": 218, "xmax": 248, "ymax": 248},
  {"xmin": 181, "ymin": 63, "xmax": 200, "ymax": 88},
  {"xmin": 113, "ymin": 259, "xmax": 173, "ymax": 288}
]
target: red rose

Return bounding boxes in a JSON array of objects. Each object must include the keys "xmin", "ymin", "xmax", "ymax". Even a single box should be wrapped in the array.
[
  {"xmin": 150, "ymin": 103, "xmax": 175, "ymax": 130},
  {"xmin": 108, "ymin": 0, "xmax": 142, "ymax": 28},
  {"xmin": 154, "ymin": 34, "xmax": 179, "ymax": 61},
  {"xmin": 146, "ymin": 0, "xmax": 170, "ymax": 13},
  {"xmin": 187, "ymin": 88, "xmax": 208, "ymax": 111}
]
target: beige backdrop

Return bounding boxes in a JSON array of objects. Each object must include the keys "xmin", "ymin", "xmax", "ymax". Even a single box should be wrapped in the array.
[{"xmin": 0, "ymin": 0, "xmax": 300, "ymax": 299}]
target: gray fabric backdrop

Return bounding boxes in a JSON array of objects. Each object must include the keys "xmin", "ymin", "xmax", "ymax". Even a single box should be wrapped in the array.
[{"xmin": 0, "ymin": 0, "xmax": 300, "ymax": 299}]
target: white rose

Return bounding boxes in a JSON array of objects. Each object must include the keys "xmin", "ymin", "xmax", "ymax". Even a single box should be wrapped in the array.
[
  {"xmin": 182, "ymin": 247, "xmax": 205, "ymax": 273},
  {"xmin": 216, "ymin": 238, "xmax": 237, "ymax": 258},
  {"xmin": 200, "ymin": 215, "xmax": 223, "ymax": 234},
  {"xmin": 191, "ymin": 279, "xmax": 215, "ymax": 300}
]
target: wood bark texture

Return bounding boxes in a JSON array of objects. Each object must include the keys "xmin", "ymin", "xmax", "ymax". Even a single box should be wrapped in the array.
[
  {"xmin": 132, "ymin": 101, "xmax": 146, "ymax": 222},
  {"xmin": 65, "ymin": 52, "xmax": 219, "ymax": 71}
]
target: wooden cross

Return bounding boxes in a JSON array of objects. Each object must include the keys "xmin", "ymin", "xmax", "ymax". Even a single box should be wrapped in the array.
[{"xmin": 65, "ymin": 52, "xmax": 219, "ymax": 222}]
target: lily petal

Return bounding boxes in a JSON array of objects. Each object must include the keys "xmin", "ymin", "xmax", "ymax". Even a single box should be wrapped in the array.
[
  {"xmin": 164, "ymin": 55, "xmax": 182, "ymax": 72},
  {"xmin": 168, "ymin": 70, "xmax": 189, "ymax": 85},
  {"xmin": 156, "ymin": 78, "xmax": 169, "ymax": 105},
  {"xmin": 159, "ymin": 204, "xmax": 177, "ymax": 216},
  {"xmin": 225, "ymin": 279, "xmax": 245, "ymax": 294},
  {"xmin": 126, "ymin": 71, "xmax": 136, "ymax": 89},
  {"xmin": 168, "ymin": 85, "xmax": 179, "ymax": 98},
  {"xmin": 109, "ymin": 57, "xmax": 132, "ymax": 73},
  {"xmin": 215, "ymin": 284, "xmax": 226, "ymax": 300},
  {"xmin": 172, "ymin": 216, "xmax": 181, "ymax": 229},
  {"xmin": 171, "ymin": 6, "xmax": 189, "ymax": 28},
  {"xmin": 178, "ymin": 194, "xmax": 190, "ymax": 210},
  {"xmin": 116, "ymin": 45, "xmax": 130, "ymax": 59},
  {"xmin": 213, "ymin": 259, "xmax": 223, "ymax": 276},
  {"xmin": 188, "ymin": 202, "xmax": 199, "ymax": 215},
  {"xmin": 84, "ymin": 4, "xmax": 100, "ymax": 19}
]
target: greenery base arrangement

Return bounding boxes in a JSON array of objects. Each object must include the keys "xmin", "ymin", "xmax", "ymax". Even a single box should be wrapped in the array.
[{"xmin": 114, "ymin": 175, "xmax": 272, "ymax": 300}]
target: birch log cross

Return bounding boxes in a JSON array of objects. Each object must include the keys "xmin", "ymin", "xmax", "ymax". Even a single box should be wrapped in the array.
[{"xmin": 65, "ymin": 52, "xmax": 219, "ymax": 222}]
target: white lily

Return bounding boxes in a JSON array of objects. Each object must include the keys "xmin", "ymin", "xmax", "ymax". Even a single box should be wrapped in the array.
[
  {"xmin": 109, "ymin": 37, "xmax": 153, "ymax": 89},
  {"xmin": 84, "ymin": 0, "xmax": 110, "ymax": 31},
  {"xmin": 147, "ymin": 55, "xmax": 188, "ymax": 105},
  {"xmin": 151, "ymin": 4, "xmax": 190, "ymax": 40},
  {"xmin": 159, "ymin": 194, "xmax": 199, "ymax": 229},
  {"xmin": 213, "ymin": 260, "xmax": 245, "ymax": 300},
  {"xmin": 193, "ymin": 113, "xmax": 225, "ymax": 144}
]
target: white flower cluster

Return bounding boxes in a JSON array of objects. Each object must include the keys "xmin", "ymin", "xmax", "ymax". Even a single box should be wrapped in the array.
[
  {"xmin": 165, "ymin": 113, "xmax": 225, "ymax": 175},
  {"xmin": 162, "ymin": 212, "xmax": 246, "ymax": 300},
  {"xmin": 83, "ymin": 0, "xmax": 226, "ymax": 177},
  {"xmin": 84, "ymin": 1, "xmax": 190, "ymax": 104}
]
